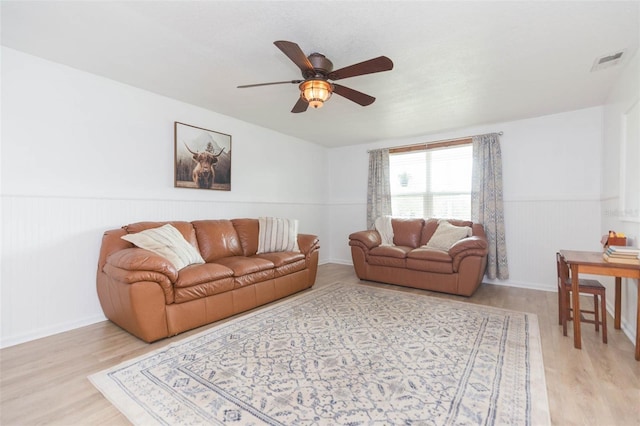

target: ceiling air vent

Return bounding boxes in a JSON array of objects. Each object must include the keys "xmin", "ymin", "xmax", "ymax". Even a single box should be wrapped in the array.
[{"xmin": 591, "ymin": 49, "xmax": 626, "ymax": 72}]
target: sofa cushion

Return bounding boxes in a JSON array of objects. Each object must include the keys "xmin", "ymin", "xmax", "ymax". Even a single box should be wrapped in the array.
[
  {"xmin": 370, "ymin": 245, "xmax": 411, "ymax": 258},
  {"xmin": 175, "ymin": 263, "xmax": 234, "ymax": 288},
  {"xmin": 420, "ymin": 219, "xmax": 440, "ymax": 245},
  {"xmin": 391, "ymin": 218, "xmax": 424, "ymax": 248},
  {"xmin": 214, "ymin": 256, "xmax": 276, "ymax": 288},
  {"xmin": 424, "ymin": 220, "xmax": 472, "ymax": 251},
  {"xmin": 369, "ymin": 245, "xmax": 411, "ymax": 268},
  {"xmin": 232, "ymin": 218, "xmax": 260, "ymax": 256},
  {"xmin": 254, "ymin": 252, "xmax": 306, "ymax": 278},
  {"xmin": 121, "ymin": 224, "xmax": 205, "ymax": 271},
  {"xmin": 214, "ymin": 256, "xmax": 275, "ymax": 276},
  {"xmin": 192, "ymin": 220, "xmax": 243, "ymax": 262},
  {"xmin": 408, "ymin": 247, "xmax": 452, "ymax": 262},
  {"xmin": 407, "ymin": 248, "xmax": 454, "ymax": 273},
  {"xmin": 254, "ymin": 251, "xmax": 305, "ymax": 267},
  {"xmin": 257, "ymin": 217, "xmax": 300, "ymax": 253}
]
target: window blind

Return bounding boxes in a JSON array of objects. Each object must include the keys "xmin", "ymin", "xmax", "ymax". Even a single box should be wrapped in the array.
[{"xmin": 390, "ymin": 144, "xmax": 472, "ymax": 220}]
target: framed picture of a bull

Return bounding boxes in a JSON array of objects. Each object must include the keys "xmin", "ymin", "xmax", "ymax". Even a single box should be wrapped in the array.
[{"xmin": 174, "ymin": 122, "xmax": 231, "ymax": 191}]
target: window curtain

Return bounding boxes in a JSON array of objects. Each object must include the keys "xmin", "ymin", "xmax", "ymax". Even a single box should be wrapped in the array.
[
  {"xmin": 471, "ymin": 133, "xmax": 509, "ymax": 279},
  {"xmin": 366, "ymin": 148, "xmax": 392, "ymax": 230}
]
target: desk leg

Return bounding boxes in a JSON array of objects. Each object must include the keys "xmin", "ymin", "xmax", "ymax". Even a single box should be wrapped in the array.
[
  {"xmin": 615, "ymin": 277, "xmax": 621, "ymax": 329},
  {"xmin": 636, "ymin": 279, "xmax": 640, "ymax": 361},
  {"xmin": 571, "ymin": 264, "xmax": 581, "ymax": 349}
]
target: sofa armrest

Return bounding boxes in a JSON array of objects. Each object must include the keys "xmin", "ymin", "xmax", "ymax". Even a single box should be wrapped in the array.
[
  {"xmin": 298, "ymin": 233, "xmax": 320, "ymax": 255},
  {"xmin": 105, "ymin": 248, "xmax": 179, "ymax": 281},
  {"xmin": 448, "ymin": 236, "xmax": 488, "ymax": 257},
  {"xmin": 103, "ymin": 248, "xmax": 177, "ymax": 304},
  {"xmin": 348, "ymin": 230, "xmax": 382, "ymax": 250},
  {"xmin": 448, "ymin": 236, "xmax": 489, "ymax": 271}
]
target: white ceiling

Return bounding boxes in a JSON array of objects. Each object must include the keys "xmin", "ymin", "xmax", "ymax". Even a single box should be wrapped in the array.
[{"xmin": 2, "ymin": 1, "xmax": 639, "ymax": 147}]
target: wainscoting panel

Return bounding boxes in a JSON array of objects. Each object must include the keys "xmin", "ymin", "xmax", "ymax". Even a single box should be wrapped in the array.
[
  {"xmin": 487, "ymin": 197, "xmax": 602, "ymax": 290},
  {"xmin": 601, "ymin": 197, "xmax": 639, "ymax": 343},
  {"xmin": 1, "ymin": 195, "xmax": 328, "ymax": 348}
]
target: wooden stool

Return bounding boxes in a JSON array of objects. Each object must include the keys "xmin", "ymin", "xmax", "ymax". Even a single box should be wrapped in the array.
[{"xmin": 556, "ymin": 252, "xmax": 607, "ymax": 344}]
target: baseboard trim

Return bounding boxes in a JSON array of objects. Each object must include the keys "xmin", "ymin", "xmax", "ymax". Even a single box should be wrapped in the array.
[
  {"xmin": 482, "ymin": 278, "xmax": 556, "ymax": 292},
  {"xmin": 0, "ymin": 314, "xmax": 107, "ymax": 349}
]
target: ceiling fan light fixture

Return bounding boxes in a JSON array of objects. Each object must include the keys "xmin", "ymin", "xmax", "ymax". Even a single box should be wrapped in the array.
[
  {"xmin": 239, "ymin": 41, "xmax": 393, "ymax": 113},
  {"xmin": 300, "ymin": 80, "xmax": 333, "ymax": 109}
]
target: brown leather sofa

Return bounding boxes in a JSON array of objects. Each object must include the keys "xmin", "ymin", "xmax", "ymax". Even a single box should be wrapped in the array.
[
  {"xmin": 349, "ymin": 218, "xmax": 488, "ymax": 296},
  {"xmin": 97, "ymin": 219, "xmax": 320, "ymax": 342}
]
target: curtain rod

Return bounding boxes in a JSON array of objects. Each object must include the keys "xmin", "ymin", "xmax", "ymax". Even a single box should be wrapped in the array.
[{"xmin": 367, "ymin": 131, "xmax": 504, "ymax": 153}]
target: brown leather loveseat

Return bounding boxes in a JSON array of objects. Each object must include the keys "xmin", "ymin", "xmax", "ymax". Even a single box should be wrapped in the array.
[
  {"xmin": 349, "ymin": 218, "xmax": 488, "ymax": 296},
  {"xmin": 97, "ymin": 219, "xmax": 320, "ymax": 342}
]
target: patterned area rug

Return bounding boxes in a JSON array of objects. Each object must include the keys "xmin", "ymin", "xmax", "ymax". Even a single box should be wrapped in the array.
[{"xmin": 89, "ymin": 283, "xmax": 550, "ymax": 425}]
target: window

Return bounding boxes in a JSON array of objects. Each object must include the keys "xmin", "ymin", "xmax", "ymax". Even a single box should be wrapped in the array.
[{"xmin": 389, "ymin": 144, "xmax": 472, "ymax": 220}]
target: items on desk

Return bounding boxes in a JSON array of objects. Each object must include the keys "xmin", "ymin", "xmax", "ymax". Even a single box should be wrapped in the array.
[
  {"xmin": 603, "ymin": 246, "xmax": 640, "ymax": 265},
  {"xmin": 601, "ymin": 230, "xmax": 627, "ymax": 248}
]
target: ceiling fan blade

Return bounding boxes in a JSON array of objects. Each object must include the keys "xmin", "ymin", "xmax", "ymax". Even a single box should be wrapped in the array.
[
  {"xmin": 328, "ymin": 56, "xmax": 394, "ymax": 81},
  {"xmin": 332, "ymin": 84, "xmax": 376, "ymax": 106},
  {"xmin": 274, "ymin": 41, "xmax": 314, "ymax": 74},
  {"xmin": 237, "ymin": 80, "xmax": 302, "ymax": 88},
  {"xmin": 291, "ymin": 97, "xmax": 309, "ymax": 113}
]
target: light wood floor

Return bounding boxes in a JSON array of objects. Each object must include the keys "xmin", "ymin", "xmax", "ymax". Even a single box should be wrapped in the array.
[{"xmin": 1, "ymin": 264, "xmax": 639, "ymax": 425}]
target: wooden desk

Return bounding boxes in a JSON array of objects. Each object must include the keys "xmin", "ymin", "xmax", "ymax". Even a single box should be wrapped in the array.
[{"xmin": 560, "ymin": 250, "xmax": 640, "ymax": 360}]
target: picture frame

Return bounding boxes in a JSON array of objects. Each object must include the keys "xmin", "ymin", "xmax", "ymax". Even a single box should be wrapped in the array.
[{"xmin": 174, "ymin": 122, "xmax": 231, "ymax": 191}]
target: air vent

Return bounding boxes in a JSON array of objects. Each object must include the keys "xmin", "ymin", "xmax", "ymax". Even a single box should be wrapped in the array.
[{"xmin": 591, "ymin": 49, "xmax": 626, "ymax": 71}]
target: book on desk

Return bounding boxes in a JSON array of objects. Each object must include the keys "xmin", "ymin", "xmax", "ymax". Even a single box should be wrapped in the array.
[{"xmin": 603, "ymin": 246, "xmax": 640, "ymax": 265}]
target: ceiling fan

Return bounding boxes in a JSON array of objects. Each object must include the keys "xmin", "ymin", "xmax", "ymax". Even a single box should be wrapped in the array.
[{"xmin": 237, "ymin": 40, "xmax": 394, "ymax": 113}]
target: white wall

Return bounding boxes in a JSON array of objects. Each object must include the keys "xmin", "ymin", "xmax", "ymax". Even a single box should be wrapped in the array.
[
  {"xmin": 0, "ymin": 48, "xmax": 330, "ymax": 347},
  {"xmin": 602, "ymin": 50, "xmax": 639, "ymax": 342},
  {"xmin": 328, "ymin": 107, "xmax": 604, "ymax": 293},
  {"xmin": 3, "ymin": 45, "xmax": 636, "ymax": 348}
]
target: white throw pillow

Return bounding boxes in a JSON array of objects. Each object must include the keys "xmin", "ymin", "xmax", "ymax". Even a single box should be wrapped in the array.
[
  {"xmin": 257, "ymin": 217, "xmax": 300, "ymax": 253},
  {"xmin": 425, "ymin": 220, "xmax": 472, "ymax": 251},
  {"xmin": 121, "ymin": 224, "xmax": 205, "ymax": 270},
  {"xmin": 374, "ymin": 216, "xmax": 394, "ymax": 246}
]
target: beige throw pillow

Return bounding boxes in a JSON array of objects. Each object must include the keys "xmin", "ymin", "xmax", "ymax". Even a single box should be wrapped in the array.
[
  {"xmin": 121, "ymin": 224, "xmax": 205, "ymax": 270},
  {"xmin": 257, "ymin": 217, "xmax": 300, "ymax": 254},
  {"xmin": 425, "ymin": 220, "xmax": 472, "ymax": 251},
  {"xmin": 374, "ymin": 216, "xmax": 394, "ymax": 246}
]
